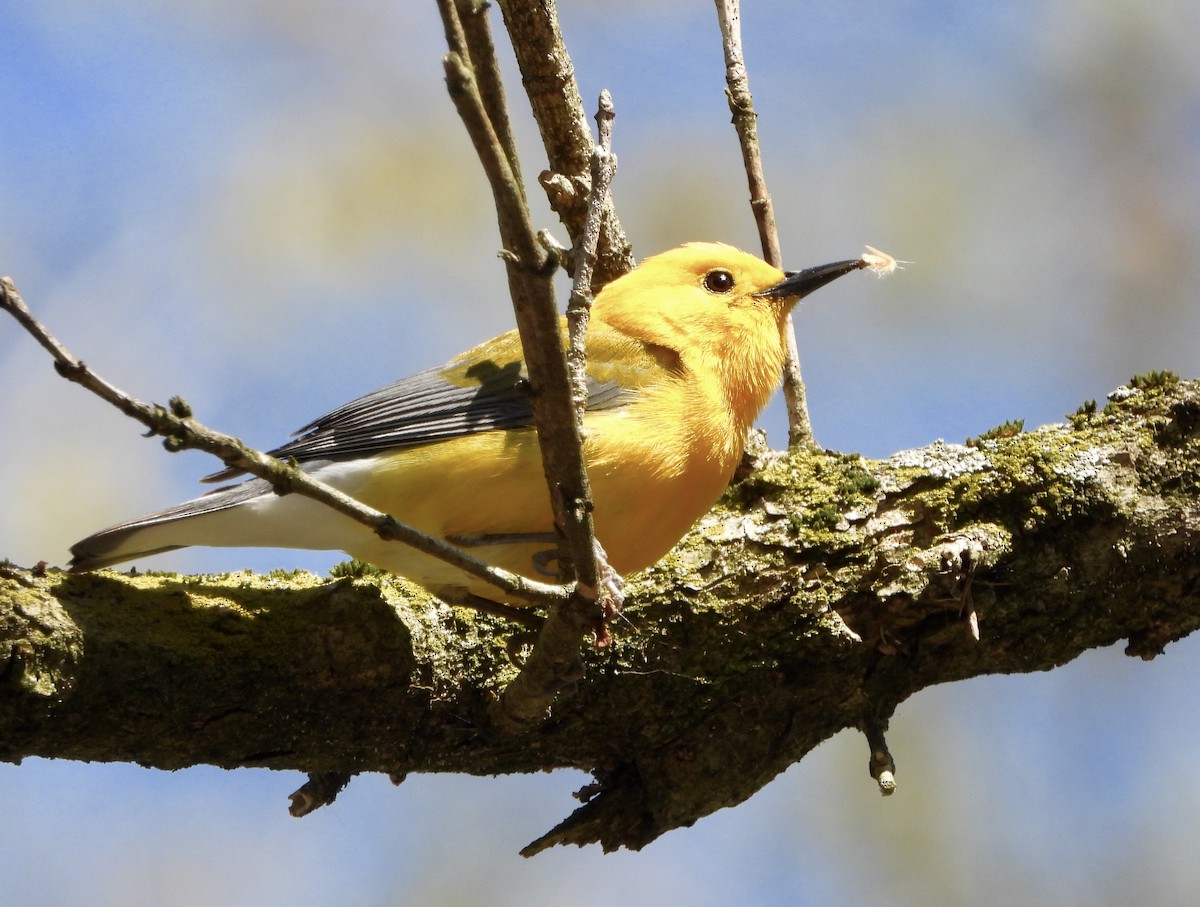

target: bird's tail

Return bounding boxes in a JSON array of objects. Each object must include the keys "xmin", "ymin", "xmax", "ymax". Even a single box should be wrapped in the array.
[{"xmin": 69, "ymin": 478, "xmax": 282, "ymax": 572}]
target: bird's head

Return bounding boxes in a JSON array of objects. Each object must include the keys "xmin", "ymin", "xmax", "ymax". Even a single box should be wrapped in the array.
[{"xmin": 592, "ymin": 242, "xmax": 862, "ymax": 419}]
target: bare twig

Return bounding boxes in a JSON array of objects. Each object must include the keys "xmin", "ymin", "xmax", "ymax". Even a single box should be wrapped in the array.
[
  {"xmin": 492, "ymin": 91, "xmax": 622, "ymax": 733},
  {"xmin": 565, "ymin": 90, "xmax": 617, "ymax": 423},
  {"xmin": 0, "ymin": 277, "xmax": 567, "ymax": 610},
  {"xmin": 439, "ymin": 0, "xmax": 527, "ymax": 208},
  {"xmin": 714, "ymin": 0, "xmax": 816, "ymax": 449},
  {"xmin": 494, "ymin": 0, "xmax": 635, "ymax": 289},
  {"xmin": 441, "ymin": 39, "xmax": 597, "ymax": 586},
  {"xmin": 438, "ymin": 10, "xmax": 616, "ymax": 729}
]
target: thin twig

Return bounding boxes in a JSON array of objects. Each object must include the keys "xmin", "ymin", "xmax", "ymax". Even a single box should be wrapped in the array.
[
  {"xmin": 439, "ymin": 0, "xmax": 527, "ymax": 209},
  {"xmin": 435, "ymin": 0, "xmax": 468, "ymax": 58},
  {"xmin": 442, "ymin": 46, "xmax": 599, "ymax": 590},
  {"xmin": 565, "ymin": 90, "xmax": 617, "ymax": 423},
  {"xmin": 494, "ymin": 0, "xmax": 635, "ymax": 289},
  {"xmin": 492, "ymin": 91, "xmax": 622, "ymax": 733},
  {"xmin": 438, "ymin": 10, "xmax": 617, "ymax": 729},
  {"xmin": 714, "ymin": 0, "xmax": 816, "ymax": 449},
  {"xmin": 0, "ymin": 277, "xmax": 568, "ymax": 608}
]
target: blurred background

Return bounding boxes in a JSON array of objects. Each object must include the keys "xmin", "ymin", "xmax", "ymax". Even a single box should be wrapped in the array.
[{"xmin": 2, "ymin": 1, "xmax": 1199, "ymax": 904}]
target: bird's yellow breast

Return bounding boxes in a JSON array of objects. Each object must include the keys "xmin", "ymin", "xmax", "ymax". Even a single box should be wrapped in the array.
[{"xmin": 341, "ymin": 366, "xmax": 744, "ymax": 600}]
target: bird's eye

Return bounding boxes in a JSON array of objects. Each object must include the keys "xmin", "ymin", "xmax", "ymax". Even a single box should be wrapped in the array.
[{"xmin": 703, "ymin": 269, "xmax": 735, "ymax": 294}]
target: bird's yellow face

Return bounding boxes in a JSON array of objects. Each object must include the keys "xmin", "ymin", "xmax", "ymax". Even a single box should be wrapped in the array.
[
  {"xmin": 593, "ymin": 242, "xmax": 793, "ymax": 357},
  {"xmin": 591, "ymin": 243, "xmax": 800, "ymax": 423}
]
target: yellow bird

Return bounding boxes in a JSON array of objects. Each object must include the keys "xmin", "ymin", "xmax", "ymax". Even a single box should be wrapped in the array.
[{"xmin": 69, "ymin": 243, "xmax": 865, "ymax": 602}]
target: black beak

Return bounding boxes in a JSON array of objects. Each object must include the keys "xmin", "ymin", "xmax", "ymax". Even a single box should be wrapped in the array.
[{"xmin": 755, "ymin": 258, "xmax": 865, "ymax": 301}]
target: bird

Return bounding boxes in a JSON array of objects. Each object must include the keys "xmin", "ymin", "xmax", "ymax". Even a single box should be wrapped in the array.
[{"xmin": 69, "ymin": 242, "xmax": 867, "ymax": 603}]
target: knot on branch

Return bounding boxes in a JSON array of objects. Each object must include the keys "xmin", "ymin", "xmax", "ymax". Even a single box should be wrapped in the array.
[
  {"xmin": 375, "ymin": 515, "xmax": 403, "ymax": 543},
  {"xmin": 288, "ymin": 772, "xmax": 353, "ymax": 817},
  {"xmin": 496, "ymin": 247, "xmax": 554, "ymax": 276},
  {"xmin": 52, "ymin": 359, "xmax": 86, "ymax": 381},
  {"xmin": 537, "ymin": 170, "xmax": 590, "ymax": 211},
  {"xmin": 167, "ymin": 396, "xmax": 193, "ymax": 418},
  {"xmin": 268, "ymin": 471, "xmax": 297, "ymax": 496},
  {"xmin": 873, "ymin": 524, "xmax": 1010, "ymax": 602},
  {"xmin": 723, "ymin": 85, "xmax": 755, "ymax": 118}
]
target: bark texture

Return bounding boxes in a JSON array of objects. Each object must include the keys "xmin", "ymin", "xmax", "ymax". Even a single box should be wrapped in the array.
[
  {"xmin": 495, "ymin": 0, "xmax": 636, "ymax": 287},
  {"xmin": 3, "ymin": 379, "xmax": 1198, "ymax": 853}
]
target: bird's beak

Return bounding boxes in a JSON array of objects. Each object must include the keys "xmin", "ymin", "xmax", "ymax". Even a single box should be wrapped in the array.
[{"xmin": 755, "ymin": 258, "xmax": 865, "ymax": 301}]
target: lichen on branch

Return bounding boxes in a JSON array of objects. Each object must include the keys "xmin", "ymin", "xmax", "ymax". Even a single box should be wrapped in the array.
[{"xmin": 4, "ymin": 379, "xmax": 1198, "ymax": 852}]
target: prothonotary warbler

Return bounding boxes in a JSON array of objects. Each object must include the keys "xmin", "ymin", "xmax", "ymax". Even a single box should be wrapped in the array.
[{"xmin": 69, "ymin": 243, "xmax": 867, "ymax": 602}]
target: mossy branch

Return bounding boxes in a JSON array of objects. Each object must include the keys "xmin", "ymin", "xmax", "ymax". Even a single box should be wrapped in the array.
[{"xmin": 4, "ymin": 379, "xmax": 1199, "ymax": 853}]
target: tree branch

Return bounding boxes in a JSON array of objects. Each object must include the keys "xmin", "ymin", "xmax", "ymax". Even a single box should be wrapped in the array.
[
  {"xmin": 495, "ymin": 0, "xmax": 635, "ymax": 288},
  {"xmin": 488, "ymin": 90, "xmax": 622, "ymax": 732},
  {"xmin": 5, "ymin": 379, "xmax": 1198, "ymax": 852},
  {"xmin": 438, "ymin": 11, "xmax": 619, "ymax": 730},
  {"xmin": 0, "ymin": 278, "xmax": 565, "ymax": 611}
]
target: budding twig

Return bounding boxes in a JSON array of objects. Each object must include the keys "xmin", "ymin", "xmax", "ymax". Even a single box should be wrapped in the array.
[
  {"xmin": 0, "ymin": 277, "xmax": 567, "ymax": 612},
  {"xmin": 438, "ymin": 5, "xmax": 623, "ymax": 733},
  {"xmin": 491, "ymin": 91, "xmax": 625, "ymax": 734},
  {"xmin": 565, "ymin": 90, "xmax": 617, "ymax": 425}
]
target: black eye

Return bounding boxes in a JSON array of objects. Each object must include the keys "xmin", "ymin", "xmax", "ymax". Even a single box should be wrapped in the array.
[{"xmin": 703, "ymin": 269, "xmax": 735, "ymax": 294}]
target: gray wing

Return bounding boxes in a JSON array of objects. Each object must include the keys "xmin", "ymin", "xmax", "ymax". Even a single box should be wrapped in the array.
[
  {"xmin": 203, "ymin": 358, "xmax": 630, "ymax": 483},
  {"xmin": 68, "ymin": 335, "xmax": 660, "ymax": 571}
]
